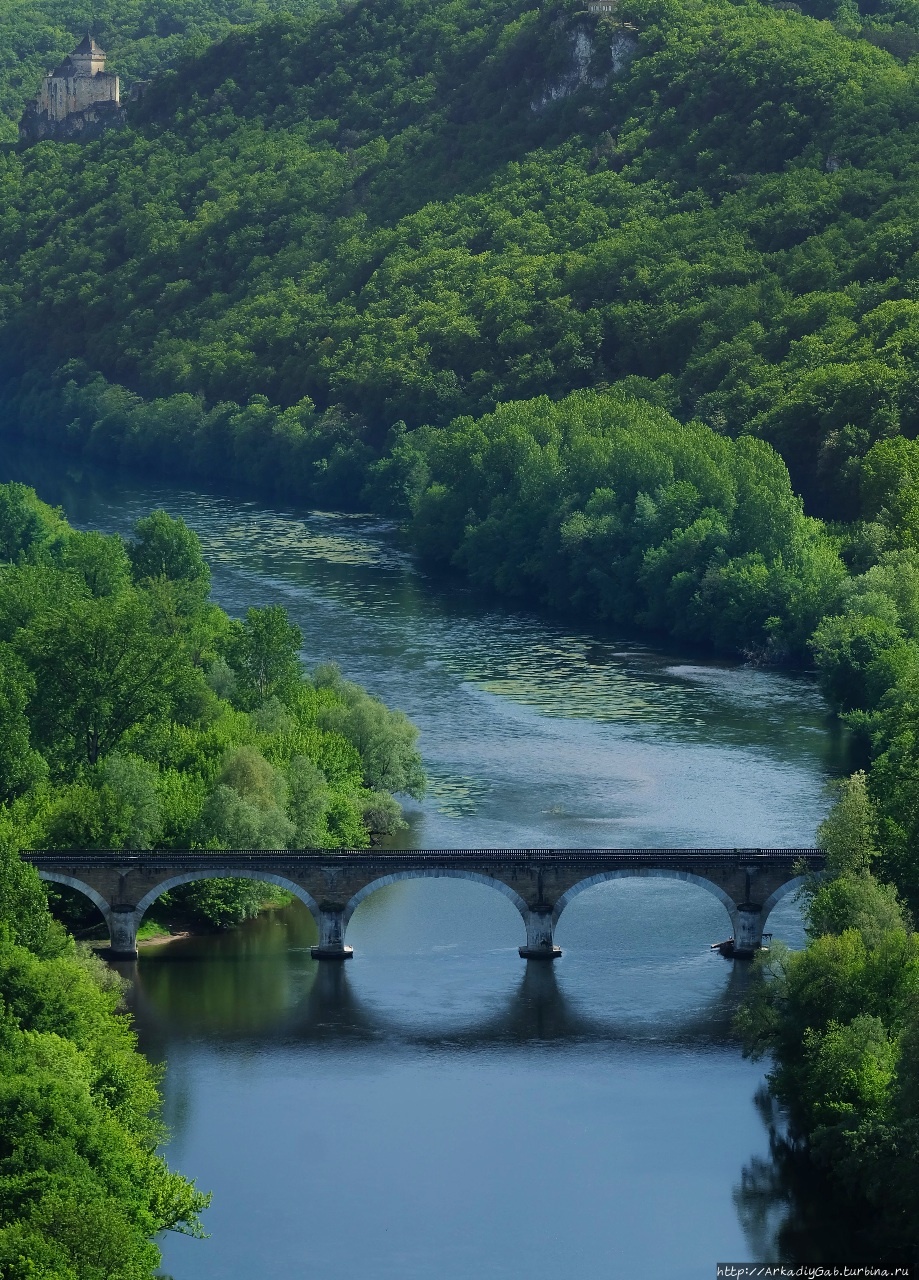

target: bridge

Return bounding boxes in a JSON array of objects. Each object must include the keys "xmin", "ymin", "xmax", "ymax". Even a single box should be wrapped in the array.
[{"xmin": 23, "ymin": 847, "xmax": 823, "ymax": 961}]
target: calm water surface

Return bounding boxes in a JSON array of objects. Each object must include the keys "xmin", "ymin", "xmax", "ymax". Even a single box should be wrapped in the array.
[{"xmin": 2, "ymin": 444, "xmax": 851, "ymax": 1279}]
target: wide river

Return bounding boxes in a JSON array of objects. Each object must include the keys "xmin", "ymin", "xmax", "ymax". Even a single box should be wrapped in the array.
[{"xmin": 3, "ymin": 443, "xmax": 851, "ymax": 1279}]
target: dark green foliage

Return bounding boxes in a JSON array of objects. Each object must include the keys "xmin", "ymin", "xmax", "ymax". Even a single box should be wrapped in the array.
[
  {"xmin": 0, "ymin": 836, "xmax": 207, "ymax": 1276},
  {"xmin": 10, "ymin": 0, "xmax": 919, "ymax": 515},
  {"xmin": 0, "ymin": 482, "xmax": 67, "ymax": 564},
  {"xmin": 0, "ymin": 837, "xmax": 66, "ymax": 957},
  {"xmin": 24, "ymin": 590, "xmax": 195, "ymax": 770},
  {"xmin": 810, "ymin": 612, "xmax": 908, "ymax": 711},
  {"xmin": 0, "ymin": 484, "xmax": 425, "ymax": 934},
  {"xmin": 0, "ymin": 645, "xmax": 45, "ymax": 802},
  {"xmin": 61, "ymin": 530, "xmax": 134, "ymax": 598},
  {"xmin": 128, "ymin": 510, "xmax": 210, "ymax": 596},
  {"xmin": 387, "ymin": 388, "xmax": 847, "ymax": 658},
  {"xmin": 737, "ymin": 933, "xmax": 919, "ymax": 1260}
]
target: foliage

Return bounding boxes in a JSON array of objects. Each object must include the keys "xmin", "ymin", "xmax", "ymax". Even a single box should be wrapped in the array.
[
  {"xmin": 229, "ymin": 606, "xmax": 303, "ymax": 706},
  {"xmin": 7, "ymin": 0, "xmax": 919, "ymax": 1250},
  {"xmin": 0, "ymin": 832, "xmax": 208, "ymax": 1275},
  {"xmin": 0, "ymin": 485, "xmax": 425, "ymax": 934},
  {"xmin": 388, "ymin": 388, "xmax": 846, "ymax": 658},
  {"xmin": 24, "ymin": 591, "xmax": 196, "ymax": 771},
  {"xmin": 817, "ymin": 770, "xmax": 877, "ymax": 878},
  {"xmin": 314, "ymin": 663, "xmax": 425, "ymax": 797},
  {"xmin": 737, "ymin": 931, "xmax": 919, "ymax": 1259},
  {"xmin": 0, "ymin": 644, "xmax": 45, "ymax": 802},
  {"xmin": 0, "ymin": 484, "xmax": 414, "ymax": 1280},
  {"xmin": 128, "ymin": 508, "xmax": 210, "ymax": 602}
]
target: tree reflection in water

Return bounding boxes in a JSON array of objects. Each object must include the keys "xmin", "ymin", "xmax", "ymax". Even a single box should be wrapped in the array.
[{"xmin": 734, "ymin": 1086, "xmax": 911, "ymax": 1267}]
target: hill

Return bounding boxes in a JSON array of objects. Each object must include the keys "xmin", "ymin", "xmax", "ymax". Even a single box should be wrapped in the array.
[{"xmin": 4, "ymin": 0, "xmax": 919, "ymax": 517}]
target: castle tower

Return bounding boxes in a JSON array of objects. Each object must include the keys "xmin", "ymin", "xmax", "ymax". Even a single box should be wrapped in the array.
[{"xmin": 69, "ymin": 34, "xmax": 108, "ymax": 78}]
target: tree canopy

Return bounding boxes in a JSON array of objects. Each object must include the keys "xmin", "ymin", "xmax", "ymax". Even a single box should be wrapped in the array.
[{"xmin": 0, "ymin": 486, "xmax": 425, "ymax": 929}]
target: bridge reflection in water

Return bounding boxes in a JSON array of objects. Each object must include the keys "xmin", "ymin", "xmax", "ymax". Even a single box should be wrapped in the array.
[
  {"xmin": 24, "ymin": 847, "xmax": 823, "ymax": 961},
  {"xmin": 128, "ymin": 940, "xmax": 759, "ymax": 1049}
]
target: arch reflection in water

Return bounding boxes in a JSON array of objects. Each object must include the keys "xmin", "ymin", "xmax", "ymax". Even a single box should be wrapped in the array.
[{"xmin": 127, "ymin": 880, "xmax": 774, "ymax": 1047}]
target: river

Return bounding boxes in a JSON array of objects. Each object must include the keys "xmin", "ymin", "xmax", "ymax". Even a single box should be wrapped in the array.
[{"xmin": 2, "ymin": 442, "xmax": 851, "ymax": 1279}]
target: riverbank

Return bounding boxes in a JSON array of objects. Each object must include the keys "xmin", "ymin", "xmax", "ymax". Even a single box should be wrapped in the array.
[{"xmin": 81, "ymin": 898, "xmax": 299, "ymax": 953}]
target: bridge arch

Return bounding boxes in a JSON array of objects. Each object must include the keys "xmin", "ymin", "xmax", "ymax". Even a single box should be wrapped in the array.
[
  {"xmin": 37, "ymin": 870, "xmax": 112, "ymax": 919},
  {"xmin": 760, "ymin": 873, "xmax": 810, "ymax": 926},
  {"xmin": 552, "ymin": 868, "xmax": 739, "ymax": 934},
  {"xmin": 342, "ymin": 869, "xmax": 530, "ymax": 933},
  {"xmin": 133, "ymin": 870, "xmax": 321, "ymax": 925}
]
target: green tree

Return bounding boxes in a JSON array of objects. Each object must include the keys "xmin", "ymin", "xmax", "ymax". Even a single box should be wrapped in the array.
[
  {"xmin": 807, "ymin": 875, "xmax": 909, "ymax": 948},
  {"xmin": 818, "ymin": 771, "xmax": 878, "ymax": 878},
  {"xmin": 229, "ymin": 605, "xmax": 303, "ymax": 705},
  {"xmin": 810, "ymin": 613, "xmax": 907, "ymax": 712},
  {"xmin": 58, "ymin": 530, "xmax": 132, "ymax": 598},
  {"xmin": 0, "ymin": 484, "xmax": 67, "ymax": 565},
  {"xmin": 286, "ymin": 755, "xmax": 329, "ymax": 846},
  {"xmin": 197, "ymin": 747, "xmax": 294, "ymax": 849},
  {"xmin": 314, "ymin": 664, "xmax": 425, "ymax": 797},
  {"xmin": 23, "ymin": 591, "xmax": 191, "ymax": 770},
  {"xmin": 128, "ymin": 511, "xmax": 211, "ymax": 602},
  {"xmin": 0, "ymin": 643, "xmax": 44, "ymax": 802},
  {"xmin": 44, "ymin": 756, "xmax": 163, "ymax": 851}
]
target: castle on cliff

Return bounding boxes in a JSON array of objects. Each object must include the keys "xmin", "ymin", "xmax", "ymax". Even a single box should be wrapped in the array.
[{"xmin": 19, "ymin": 36, "xmax": 127, "ymax": 144}]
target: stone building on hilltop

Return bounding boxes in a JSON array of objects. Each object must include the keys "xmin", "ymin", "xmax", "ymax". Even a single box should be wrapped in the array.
[{"xmin": 19, "ymin": 36, "xmax": 127, "ymax": 144}]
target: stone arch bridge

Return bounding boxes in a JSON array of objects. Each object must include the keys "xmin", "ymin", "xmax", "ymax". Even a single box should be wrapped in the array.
[{"xmin": 23, "ymin": 847, "xmax": 823, "ymax": 961}]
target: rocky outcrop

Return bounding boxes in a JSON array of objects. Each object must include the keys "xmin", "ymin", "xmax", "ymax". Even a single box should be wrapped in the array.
[
  {"xmin": 18, "ymin": 98, "xmax": 126, "ymax": 145},
  {"xmin": 19, "ymin": 98, "xmax": 128, "ymax": 145},
  {"xmin": 530, "ymin": 23, "xmax": 639, "ymax": 113}
]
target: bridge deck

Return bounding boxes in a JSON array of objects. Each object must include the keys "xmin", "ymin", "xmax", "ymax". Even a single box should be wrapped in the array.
[{"xmin": 24, "ymin": 847, "xmax": 823, "ymax": 866}]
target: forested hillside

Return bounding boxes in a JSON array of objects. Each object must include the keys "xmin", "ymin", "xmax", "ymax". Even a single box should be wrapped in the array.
[
  {"xmin": 6, "ymin": 0, "xmax": 919, "ymax": 517},
  {"xmin": 0, "ymin": 0, "xmax": 321, "ymax": 142}
]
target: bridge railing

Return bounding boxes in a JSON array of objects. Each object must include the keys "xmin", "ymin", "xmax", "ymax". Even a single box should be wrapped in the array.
[{"xmin": 22, "ymin": 847, "xmax": 825, "ymax": 865}]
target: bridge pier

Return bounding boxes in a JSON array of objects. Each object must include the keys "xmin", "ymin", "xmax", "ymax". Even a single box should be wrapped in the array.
[
  {"xmin": 519, "ymin": 908, "xmax": 561, "ymax": 960},
  {"xmin": 106, "ymin": 904, "xmax": 139, "ymax": 960},
  {"xmin": 732, "ymin": 904, "xmax": 765, "ymax": 958},
  {"xmin": 311, "ymin": 908, "xmax": 353, "ymax": 960}
]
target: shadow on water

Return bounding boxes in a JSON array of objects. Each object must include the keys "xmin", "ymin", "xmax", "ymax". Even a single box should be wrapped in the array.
[{"xmin": 122, "ymin": 878, "xmax": 771, "ymax": 1050}]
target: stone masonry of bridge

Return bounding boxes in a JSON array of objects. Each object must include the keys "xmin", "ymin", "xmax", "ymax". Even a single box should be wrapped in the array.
[{"xmin": 23, "ymin": 848, "xmax": 824, "ymax": 961}]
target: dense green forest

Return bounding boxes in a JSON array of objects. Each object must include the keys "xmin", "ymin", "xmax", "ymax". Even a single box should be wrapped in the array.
[
  {"xmin": 4, "ymin": 0, "xmax": 919, "ymax": 1259},
  {"xmin": 0, "ymin": 862, "xmax": 208, "ymax": 1274},
  {"xmin": 8, "ymin": 0, "xmax": 919, "ymax": 516},
  {"xmin": 0, "ymin": 481, "xmax": 424, "ymax": 931},
  {"xmin": 0, "ymin": 0, "xmax": 321, "ymax": 142}
]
